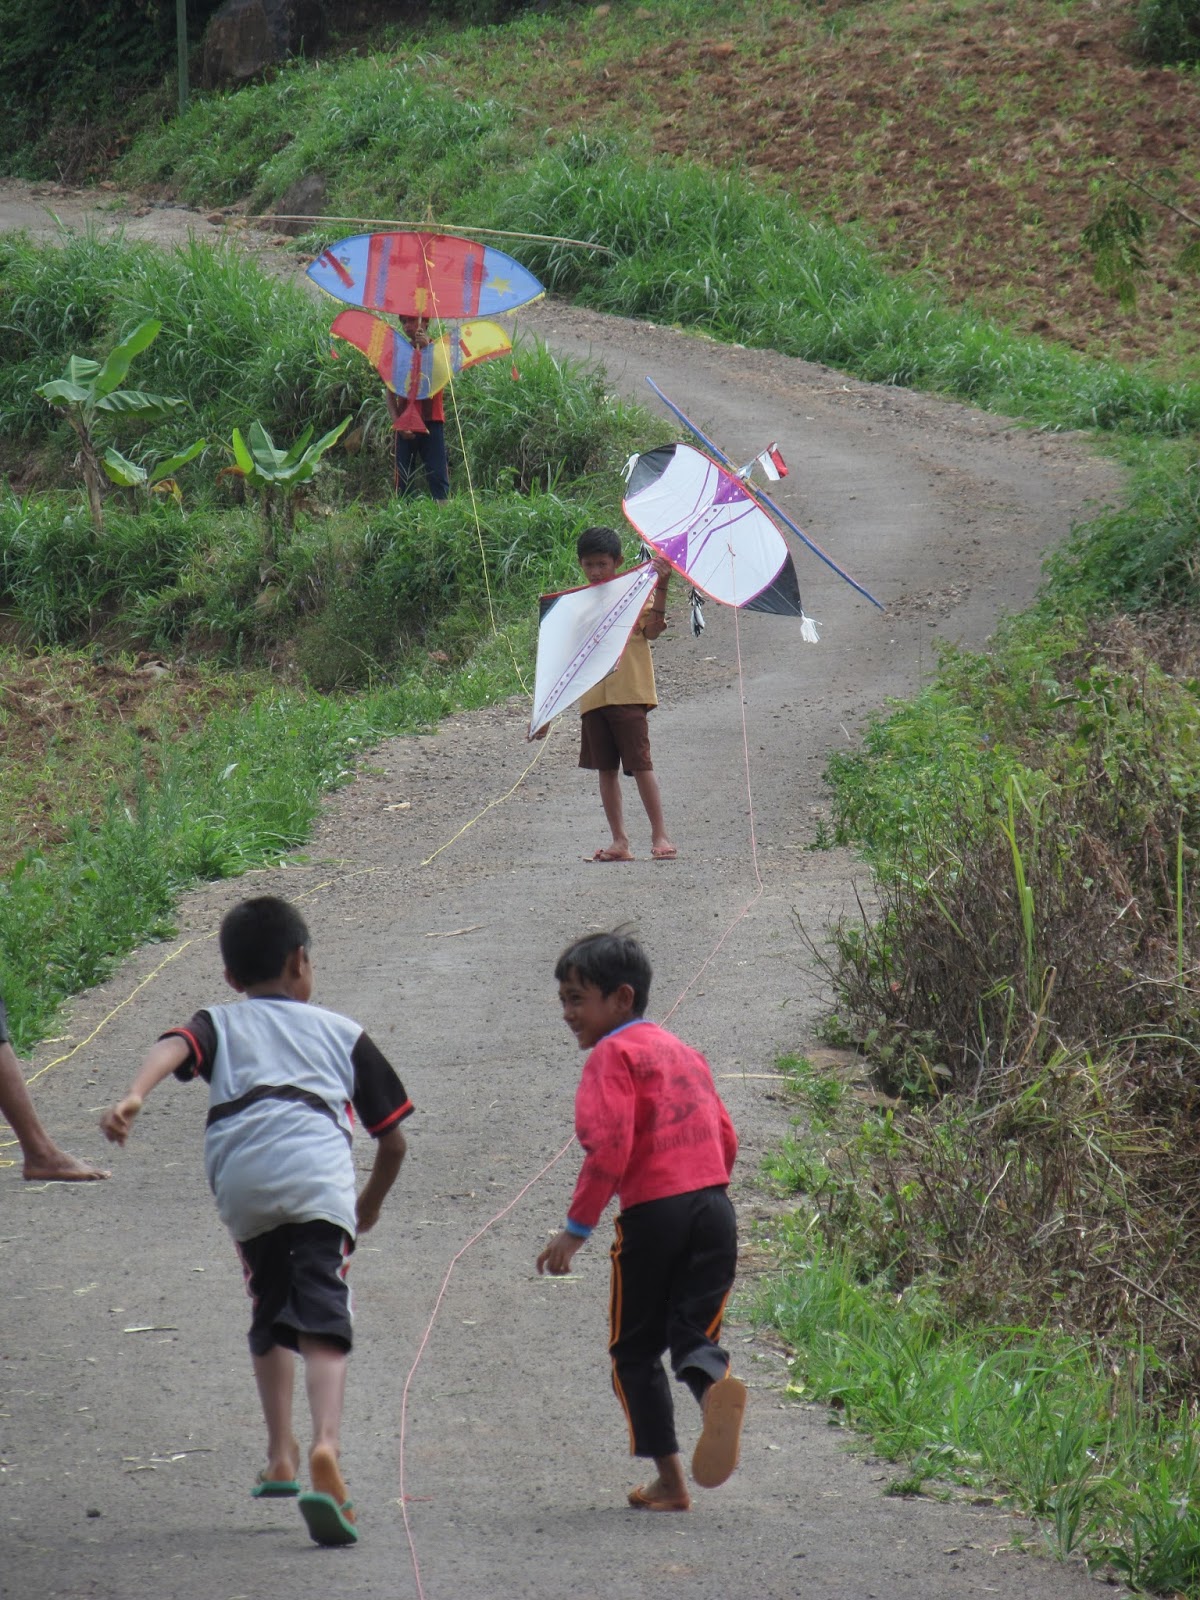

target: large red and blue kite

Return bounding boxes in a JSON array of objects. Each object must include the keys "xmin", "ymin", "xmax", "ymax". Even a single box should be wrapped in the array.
[{"xmin": 309, "ymin": 231, "xmax": 545, "ymax": 431}]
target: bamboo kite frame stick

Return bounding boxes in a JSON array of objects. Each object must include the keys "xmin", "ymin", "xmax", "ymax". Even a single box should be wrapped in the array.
[{"xmin": 254, "ymin": 213, "xmax": 617, "ymax": 256}]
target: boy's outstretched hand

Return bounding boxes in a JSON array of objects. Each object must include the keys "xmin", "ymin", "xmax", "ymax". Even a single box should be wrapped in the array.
[
  {"xmin": 537, "ymin": 1229, "xmax": 584, "ymax": 1276},
  {"xmin": 100, "ymin": 1094, "xmax": 144, "ymax": 1146}
]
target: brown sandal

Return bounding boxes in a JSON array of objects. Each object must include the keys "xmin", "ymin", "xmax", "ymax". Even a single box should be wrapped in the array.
[{"xmin": 692, "ymin": 1373, "xmax": 747, "ymax": 1489}]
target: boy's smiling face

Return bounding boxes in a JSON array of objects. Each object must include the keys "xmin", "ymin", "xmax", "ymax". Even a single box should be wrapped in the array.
[
  {"xmin": 580, "ymin": 552, "xmax": 620, "ymax": 586},
  {"xmin": 558, "ymin": 969, "xmax": 636, "ymax": 1049}
]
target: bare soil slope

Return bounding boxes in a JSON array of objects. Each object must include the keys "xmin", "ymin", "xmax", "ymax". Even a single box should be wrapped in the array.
[{"xmin": 519, "ymin": 0, "xmax": 1200, "ymax": 368}]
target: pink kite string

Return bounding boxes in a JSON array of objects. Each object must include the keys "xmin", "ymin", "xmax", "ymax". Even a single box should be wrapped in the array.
[
  {"xmin": 397, "ymin": 547, "xmax": 767, "ymax": 1597},
  {"xmin": 397, "ymin": 1136, "xmax": 576, "ymax": 1597}
]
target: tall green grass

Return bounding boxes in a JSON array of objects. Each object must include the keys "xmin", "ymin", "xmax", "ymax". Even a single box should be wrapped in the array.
[
  {"xmin": 2, "ymin": 231, "xmax": 369, "ymax": 450},
  {"xmin": 1043, "ymin": 437, "xmax": 1200, "ymax": 613},
  {"xmin": 761, "ymin": 1242, "xmax": 1200, "ymax": 1590},
  {"xmin": 0, "ymin": 666, "xmax": 464, "ymax": 1051},
  {"xmin": 481, "ymin": 141, "xmax": 1200, "ymax": 436},
  {"xmin": 0, "ymin": 475, "xmax": 619, "ymax": 678},
  {"xmin": 1, "ymin": 231, "xmax": 655, "ymax": 495},
  {"xmin": 0, "ymin": 229, "xmax": 654, "ymax": 686},
  {"xmin": 117, "ymin": 54, "xmax": 518, "ymax": 215}
]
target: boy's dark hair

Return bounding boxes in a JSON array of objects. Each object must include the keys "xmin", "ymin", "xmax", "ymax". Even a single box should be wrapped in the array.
[
  {"xmin": 555, "ymin": 931, "xmax": 652, "ymax": 1015},
  {"xmin": 576, "ymin": 525, "xmax": 623, "ymax": 562},
  {"xmin": 220, "ymin": 896, "xmax": 310, "ymax": 986}
]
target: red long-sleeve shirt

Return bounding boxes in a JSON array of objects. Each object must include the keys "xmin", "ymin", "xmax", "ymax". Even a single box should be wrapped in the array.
[{"xmin": 567, "ymin": 1020, "xmax": 738, "ymax": 1232}]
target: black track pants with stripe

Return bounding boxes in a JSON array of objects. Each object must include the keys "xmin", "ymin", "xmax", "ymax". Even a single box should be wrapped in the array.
[{"xmin": 607, "ymin": 1185, "xmax": 737, "ymax": 1459}]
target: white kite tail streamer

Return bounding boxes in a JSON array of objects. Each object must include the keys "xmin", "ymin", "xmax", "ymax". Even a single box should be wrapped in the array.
[
  {"xmin": 800, "ymin": 613, "xmax": 820, "ymax": 643},
  {"xmin": 690, "ymin": 587, "xmax": 706, "ymax": 636}
]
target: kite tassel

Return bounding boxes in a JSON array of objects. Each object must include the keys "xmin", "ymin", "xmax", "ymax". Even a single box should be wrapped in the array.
[
  {"xmin": 800, "ymin": 613, "xmax": 820, "ymax": 643},
  {"xmin": 394, "ymin": 346, "xmax": 429, "ymax": 433},
  {"xmin": 690, "ymin": 588, "xmax": 706, "ymax": 637},
  {"xmin": 392, "ymin": 396, "xmax": 429, "ymax": 433}
]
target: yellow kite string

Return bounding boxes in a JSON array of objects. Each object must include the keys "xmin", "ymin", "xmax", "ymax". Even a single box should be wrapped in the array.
[
  {"xmin": 419, "ymin": 719, "xmax": 554, "ymax": 868},
  {"xmin": 10, "ymin": 868, "xmax": 356, "ymax": 1100},
  {"xmin": 21, "ymin": 939, "xmax": 202, "ymax": 1090},
  {"xmin": 419, "ymin": 256, "xmax": 530, "ymax": 696}
]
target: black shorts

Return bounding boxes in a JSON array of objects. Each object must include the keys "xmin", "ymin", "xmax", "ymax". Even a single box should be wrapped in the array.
[
  {"xmin": 237, "ymin": 1219, "xmax": 354, "ymax": 1356},
  {"xmin": 579, "ymin": 706, "xmax": 654, "ymax": 775}
]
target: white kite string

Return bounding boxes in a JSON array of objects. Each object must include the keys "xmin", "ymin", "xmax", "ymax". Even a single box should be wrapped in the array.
[{"xmin": 662, "ymin": 594, "xmax": 764, "ymax": 1026}]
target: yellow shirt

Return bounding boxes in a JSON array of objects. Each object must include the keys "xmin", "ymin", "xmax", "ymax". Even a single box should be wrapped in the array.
[{"xmin": 579, "ymin": 596, "xmax": 658, "ymax": 713}]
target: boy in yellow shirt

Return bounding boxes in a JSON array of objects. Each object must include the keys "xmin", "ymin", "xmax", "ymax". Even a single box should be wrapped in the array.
[{"xmin": 574, "ymin": 526, "xmax": 677, "ymax": 862}]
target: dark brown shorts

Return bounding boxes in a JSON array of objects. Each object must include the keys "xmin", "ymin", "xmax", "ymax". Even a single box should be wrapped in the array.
[
  {"xmin": 579, "ymin": 705, "xmax": 654, "ymax": 775},
  {"xmin": 237, "ymin": 1219, "xmax": 354, "ymax": 1356}
]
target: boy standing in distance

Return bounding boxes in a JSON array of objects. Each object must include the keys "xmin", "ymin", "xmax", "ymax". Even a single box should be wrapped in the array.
[
  {"xmin": 0, "ymin": 990, "xmax": 108, "ymax": 1181},
  {"xmin": 537, "ymin": 932, "xmax": 746, "ymax": 1511},
  {"xmin": 574, "ymin": 526, "xmax": 677, "ymax": 862},
  {"xmin": 100, "ymin": 895, "xmax": 412, "ymax": 1548},
  {"xmin": 386, "ymin": 315, "xmax": 450, "ymax": 500}
]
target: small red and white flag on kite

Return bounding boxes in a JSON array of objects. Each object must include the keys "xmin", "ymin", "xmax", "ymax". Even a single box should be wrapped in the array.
[{"xmin": 755, "ymin": 443, "xmax": 788, "ymax": 481}]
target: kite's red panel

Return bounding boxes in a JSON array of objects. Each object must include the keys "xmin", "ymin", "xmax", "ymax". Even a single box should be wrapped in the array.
[
  {"xmin": 308, "ymin": 231, "xmax": 544, "ymax": 318},
  {"xmin": 365, "ymin": 234, "xmax": 484, "ymax": 317}
]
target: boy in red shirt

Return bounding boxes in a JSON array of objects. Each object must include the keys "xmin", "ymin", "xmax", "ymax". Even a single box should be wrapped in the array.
[{"xmin": 537, "ymin": 932, "xmax": 746, "ymax": 1511}]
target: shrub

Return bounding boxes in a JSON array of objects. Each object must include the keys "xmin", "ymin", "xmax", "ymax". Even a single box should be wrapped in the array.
[{"xmin": 1133, "ymin": 0, "xmax": 1200, "ymax": 65}]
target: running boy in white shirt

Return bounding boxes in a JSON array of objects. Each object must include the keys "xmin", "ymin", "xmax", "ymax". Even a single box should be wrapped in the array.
[{"xmin": 100, "ymin": 895, "xmax": 412, "ymax": 1547}]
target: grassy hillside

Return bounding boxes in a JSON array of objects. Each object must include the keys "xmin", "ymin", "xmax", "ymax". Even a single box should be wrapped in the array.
[{"xmin": 101, "ymin": 0, "xmax": 1200, "ymax": 375}]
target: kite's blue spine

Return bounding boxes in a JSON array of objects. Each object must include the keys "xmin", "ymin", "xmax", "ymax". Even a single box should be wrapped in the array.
[
  {"xmin": 645, "ymin": 377, "xmax": 732, "ymax": 465},
  {"xmin": 645, "ymin": 376, "xmax": 885, "ymax": 611},
  {"xmin": 750, "ymin": 487, "xmax": 884, "ymax": 611}
]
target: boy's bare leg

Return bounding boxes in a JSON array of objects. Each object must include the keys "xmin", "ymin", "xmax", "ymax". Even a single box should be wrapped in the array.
[
  {"xmin": 595, "ymin": 768, "xmax": 634, "ymax": 860},
  {"xmin": 628, "ymin": 1451, "xmax": 691, "ymax": 1511},
  {"xmin": 633, "ymin": 770, "xmax": 676, "ymax": 859},
  {"xmin": 251, "ymin": 1345, "xmax": 300, "ymax": 1482},
  {"xmin": 0, "ymin": 1043, "xmax": 109, "ymax": 1181},
  {"xmin": 300, "ymin": 1336, "xmax": 348, "ymax": 1463},
  {"xmin": 301, "ymin": 1338, "xmax": 356, "ymax": 1529}
]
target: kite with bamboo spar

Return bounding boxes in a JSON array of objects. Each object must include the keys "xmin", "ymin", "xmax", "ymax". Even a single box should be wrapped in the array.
[
  {"xmin": 528, "ymin": 382, "xmax": 883, "ymax": 739},
  {"xmin": 308, "ymin": 230, "xmax": 546, "ymax": 433}
]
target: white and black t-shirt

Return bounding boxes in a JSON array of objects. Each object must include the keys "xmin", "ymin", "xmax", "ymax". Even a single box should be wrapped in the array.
[{"xmin": 165, "ymin": 996, "xmax": 412, "ymax": 1244}]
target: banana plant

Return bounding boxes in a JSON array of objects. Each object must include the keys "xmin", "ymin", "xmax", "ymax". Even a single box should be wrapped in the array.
[
  {"xmin": 103, "ymin": 439, "xmax": 207, "ymax": 507},
  {"xmin": 224, "ymin": 417, "xmax": 351, "ymax": 564},
  {"xmin": 35, "ymin": 319, "xmax": 186, "ymax": 532}
]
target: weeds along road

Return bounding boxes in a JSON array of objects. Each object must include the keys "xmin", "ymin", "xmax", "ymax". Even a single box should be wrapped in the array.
[{"xmin": 1, "ymin": 183, "xmax": 1126, "ymax": 1599}]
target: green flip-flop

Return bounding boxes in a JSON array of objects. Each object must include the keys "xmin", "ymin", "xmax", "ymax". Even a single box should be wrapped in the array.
[
  {"xmin": 252, "ymin": 1472, "xmax": 300, "ymax": 1499},
  {"xmin": 298, "ymin": 1490, "xmax": 358, "ymax": 1546}
]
